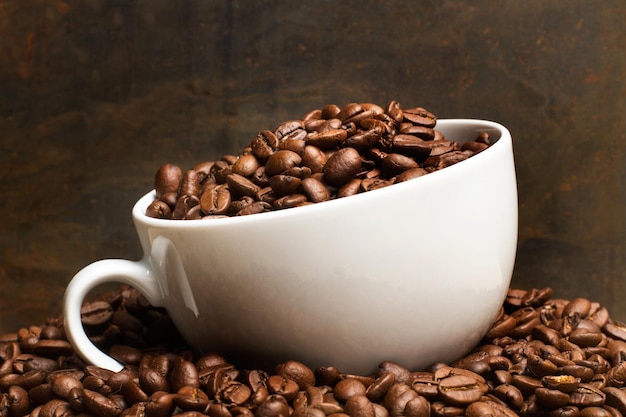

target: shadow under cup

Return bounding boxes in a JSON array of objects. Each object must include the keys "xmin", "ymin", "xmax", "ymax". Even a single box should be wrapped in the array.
[{"xmin": 63, "ymin": 119, "xmax": 518, "ymax": 375}]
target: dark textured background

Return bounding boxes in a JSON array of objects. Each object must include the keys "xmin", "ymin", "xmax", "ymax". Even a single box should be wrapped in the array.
[{"xmin": 1, "ymin": 1, "xmax": 626, "ymax": 332}]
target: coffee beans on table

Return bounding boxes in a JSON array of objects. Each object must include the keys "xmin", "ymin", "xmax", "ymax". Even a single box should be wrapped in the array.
[
  {"xmin": 145, "ymin": 102, "xmax": 493, "ymax": 220},
  {"xmin": 5, "ymin": 286, "xmax": 626, "ymax": 416}
]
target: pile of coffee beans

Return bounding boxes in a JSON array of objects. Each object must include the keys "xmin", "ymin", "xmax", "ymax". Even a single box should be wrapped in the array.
[
  {"xmin": 4, "ymin": 287, "xmax": 626, "ymax": 417},
  {"xmin": 145, "ymin": 102, "xmax": 492, "ymax": 220}
]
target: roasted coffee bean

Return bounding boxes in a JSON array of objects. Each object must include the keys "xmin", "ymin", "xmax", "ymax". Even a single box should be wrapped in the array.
[
  {"xmin": 146, "ymin": 391, "xmax": 176, "ymax": 417},
  {"xmin": 279, "ymin": 134, "xmax": 307, "ymax": 156},
  {"xmin": 535, "ymin": 387, "xmax": 570, "ymax": 409},
  {"xmin": 344, "ymin": 395, "xmax": 375, "ymax": 417},
  {"xmin": 7, "ymin": 385, "xmax": 30, "ymax": 417},
  {"xmin": 232, "ymin": 154, "xmax": 261, "ymax": 177},
  {"xmin": 251, "ymin": 130, "xmax": 279, "ymax": 160},
  {"xmin": 437, "ymin": 375, "xmax": 487, "ymax": 406},
  {"xmin": 381, "ymin": 153, "xmax": 419, "ymax": 177},
  {"xmin": 269, "ymin": 174, "xmax": 302, "ymax": 196},
  {"xmin": 492, "ymin": 384, "xmax": 524, "ymax": 410},
  {"xmin": 306, "ymin": 129, "xmax": 347, "ymax": 149},
  {"xmin": 402, "ymin": 107, "xmax": 436, "ymax": 128},
  {"xmin": 568, "ymin": 383, "xmax": 606, "ymax": 407},
  {"xmin": 255, "ymin": 394, "xmax": 291, "ymax": 417},
  {"xmin": 82, "ymin": 388, "xmax": 124, "ymax": 417},
  {"xmin": 323, "ymin": 147, "xmax": 362, "ymax": 186},
  {"xmin": 344, "ymin": 129, "xmax": 382, "ymax": 151},
  {"xmin": 394, "ymin": 168, "xmax": 428, "ymax": 183},
  {"xmin": 80, "ymin": 301, "xmax": 113, "ymax": 327},
  {"xmin": 301, "ymin": 177, "xmax": 331, "ymax": 203},
  {"xmin": 563, "ymin": 298, "xmax": 593, "ymax": 318},
  {"xmin": 265, "ymin": 150, "xmax": 303, "ymax": 176},
  {"xmin": 145, "ymin": 200, "xmax": 172, "ymax": 219},
  {"xmin": 275, "ymin": 360, "xmax": 316, "ymax": 390},
  {"xmin": 155, "ymin": 164, "xmax": 183, "ymax": 201},
  {"xmin": 275, "ymin": 120, "xmax": 304, "ymax": 140},
  {"xmin": 200, "ymin": 183, "xmax": 231, "ymax": 215},
  {"xmin": 429, "ymin": 401, "xmax": 464, "ymax": 417},
  {"xmin": 334, "ymin": 378, "xmax": 367, "ymax": 402}
]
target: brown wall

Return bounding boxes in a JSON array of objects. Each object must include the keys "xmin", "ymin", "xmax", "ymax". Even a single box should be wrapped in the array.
[{"xmin": 1, "ymin": 1, "xmax": 626, "ymax": 332}]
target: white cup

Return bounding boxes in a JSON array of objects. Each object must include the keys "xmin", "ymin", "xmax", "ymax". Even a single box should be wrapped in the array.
[{"xmin": 63, "ymin": 119, "xmax": 518, "ymax": 375}]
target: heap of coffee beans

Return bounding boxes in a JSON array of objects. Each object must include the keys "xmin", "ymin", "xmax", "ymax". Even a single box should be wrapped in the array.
[
  {"xmin": 4, "ymin": 287, "xmax": 626, "ymax": 417},
  {"xmin": 145, "ymin": 101, "xmax": 492, "ymax": 220}
]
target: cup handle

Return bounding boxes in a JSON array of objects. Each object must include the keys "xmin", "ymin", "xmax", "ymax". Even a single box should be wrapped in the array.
[{"xmin": 62, "ymin": 258, "xmax": 164, "ymax": 372}]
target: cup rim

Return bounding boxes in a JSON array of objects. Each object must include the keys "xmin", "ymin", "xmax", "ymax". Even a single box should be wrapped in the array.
[{"xmin": 133, "ymin": 118, "xmax": 512, "ymax": 228}]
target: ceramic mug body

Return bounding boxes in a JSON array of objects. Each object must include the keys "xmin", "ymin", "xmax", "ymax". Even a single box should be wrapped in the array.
[{"xmin": 63, "ymin": 119, "xmax": 518, "ymax": 375}]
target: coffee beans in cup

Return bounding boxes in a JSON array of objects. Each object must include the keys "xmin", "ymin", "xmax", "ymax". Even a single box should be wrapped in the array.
[{"xmin": 145, "ymin": 101, "xmax": 492, "ymax": 220}]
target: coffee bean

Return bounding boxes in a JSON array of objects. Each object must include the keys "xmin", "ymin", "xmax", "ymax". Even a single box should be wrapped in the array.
[
  {"xmin": 265, "ymin": 150, "xmax": 303, "ymax": 176},
  {"xmin": 274, "ymin": 360, "xmax": 315, "ymax": 391},
  {"xmin": 7, "ymin": 385, "xmax": 30, "ymax": 417},
  {"xmin": 343, "ymin": 395, "xmax": 374, "ymax": 417},
  {"xmin": 174, "ymin": 386, "xmax": 209, "ymax": 411},
  {"xmin": 437, "ymin": 375, "xmax": 487, "ymax": 407},
  {"xmin": 255, "ymin": 395, "xmax": 291, "ymax": 417},
  {"xmin": 366, "ymin": 373, "xmax": 395, "ymax": 402},
  {"xmin": 83, "ymin": 388, "xmax": 123, "ymax": 417},
  {"xmin": 146, "ymin": 391, "xmax": 176, "ymax": 417},
  {"xmin": 80, "ymin": 301, "xmax": 113, "ymax": 327},
  {"xmin": 154, "ymin": 164, "xmax": 183, "ymax": 201}
]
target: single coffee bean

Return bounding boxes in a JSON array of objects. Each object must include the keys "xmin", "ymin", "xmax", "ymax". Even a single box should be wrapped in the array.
[
  {"xmin": 226, "ymin": 173, "xmax": 261, "ymax": 198},
  {"xmin": 275, "ymin": 361, "xmax": 315, "ymax": 390},
  {"xmin": 345, "ymin": 129, "xmax": 382, "ymax": 152},
  {"xmin": 174, "ymin": 386, "xmax": 209, "ymax": 411},
  {"xmin": 492, "ymin": 384, "xmax": 524, "ymax": 410},
  {"xmin": 602, "ymin": 386, "xmax": 626, "ymax": 415},
  {"xmin": 567, "ymin": 383, "xmax": 606, "ymax": 407},
  {"xmin": 279, "ymin": 134, "xmax": 307, "ymax": 155},
  {"xmin": 155, "ymin": 164, "xmax": 183, "ymax": 200},
  {"xmin": 82, "ymin": 388, "xmax": 123, "ymax": 417},
  {"xmin": 145, "ymin": 200, "xmax": 172, "ymax": 219},
  {"xmin": 344, "ymin": 395, "xmax": 374, "ymax": 417},
  {"xmin": 145, "ymin": 391, "xmax": 176, "ymax": 417},
  {"xmin": 323, "ymin": 147, "xmax": 362, "ymax": 186},
  {"xmin": 402, "ymin": 107, "xmax": 436, "ymax": 128},
  {"xmin": 429, "ymin": 401, "xmax": 464, "ymax": 417},
  {"xmin": 301, "ymin": 177, "xmax": 331, "ymax": 203},
  {"xmin": 275, "ymin": 120, "xmax": 304, "ymax": 140},
  {"xmin": 267, "ymin": 375, "xmax": 299, "ymax": 402},
  {"xmin": 7, "ymin": 385, "xmax": 30, "ymax": 417},
  {"xmin": 265, "ymin": 150, "xmax": 302, "ymax": 176},
  {"xmin": 365, "ymin": 373, "xmax": 395, "ymax": 402},
  {"xmin": 180, "ymin": 170, "xmax": 200, "ymax": 198},
  {"xmin": 563, "ymin": 298, "xmax": 592, "ymax": 318},
  {"xmin": 306, "ymin": 129, "xmax": 347, "ymax": 149},
  {"xmin": 437, "ymin": 375, "xmax": 486, "ymax": 407},
  {"xmin": 80, "ymin": 301, "xmax": 113, "ymax": 327},
  {"xmin": 232, "ymin": 154, "xmax": 260, "ymax": 177},
  {"xmin": 251, "ymin": 130, "xmax": 279, "ymax": 160},
  {"xmin": 334, "ymin": 378, "xmax": 368, "ymax": 402},
  {"xmin": 169, "ymin": 358, "xmax": 200, "ymax": 392},
  {"xmin": 579, "ymin": 407, "xmax": 614, "ymax": 417},
  {"xmin": 255, "ymin": 394, "xmax": 291, "ymax": 417},
  {"xmin": 273, "ymin": 194, "xmax": 308, "ymax": 210},
  {"xmin": 535, "ymin": 387, "xmax": 570, "ymax": 409},
  {"xmin": 269, "ymin": 174, "xmax": 302, "ymax": 196},
  {"xmin": 402, "ymin": 396, "xmax": 430, "ymax": 417}
]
